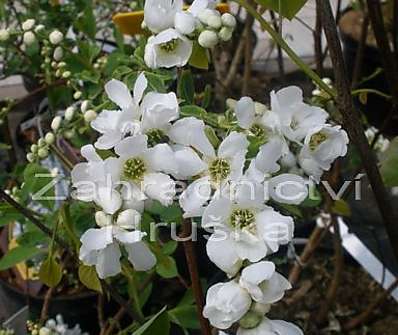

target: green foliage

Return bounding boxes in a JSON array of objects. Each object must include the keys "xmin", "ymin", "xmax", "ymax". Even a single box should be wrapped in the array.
[
  {"xmin": 380, "ymin": 137, "xmax": 398, "ymax": 186},
  {"xmin": 0, "ymin": 245, "xmax": 43, "ymax": 271},
  {"xmin": 255, "ymin": 0, "xmax": 308, "ymax": 19},
  {"xmin": 178, "ymin": 70, "xmax": 195, "ymax": 104},
  {"xmin": 156, "ymin": 254, "xmax": 178, "ymax": 279},
  {"xmin": 189, "ymin": 43, "xmax": 209, "ymax": 69},
  {"xmin": 146, "ymin": 201, "xmax": 183, "ymax": 225},
  {"xmin": 74, "ymin": 3, "xmax": 96, "ymax": 39},
  {"xmin": 133, "ymin": 306, "xmax": 170, "ymax": 335},
  {"xmin": 39, "ymin": 256, "xmax": 63, "ymax": 287},
  {"xmin": 78, "ymin": 264, "xmax": 102, "ymax": 293},
  {"xmin": 168, "ymin": 288, "xmax": 200, "ymax": 331}
]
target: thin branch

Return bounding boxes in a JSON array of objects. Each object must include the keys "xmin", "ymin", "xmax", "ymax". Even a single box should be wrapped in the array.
[
  {"xmin": 314, "ymin": 1, "xmax": 324, "ymax": 76},
  {"xmin": 270, "ymin": 10, "xmax": 285, "ymax": 79},
  {"xmin": 242, "ymin": 6, "xmax": 255, "ymax": 95},
  {"xmin": 317, "ymin": 0, "xmax": 398, "ymax": 262}
]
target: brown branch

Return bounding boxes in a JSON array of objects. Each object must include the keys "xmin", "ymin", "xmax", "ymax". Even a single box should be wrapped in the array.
[
  {"xmin": 181, "ymin": 219, "xmax": 211, "ymax": 335},
  {"xmin": 40, "ymin": 287, "xmax": 54, "ymax": 324},
  {"xmin": 317, "ymin": 0, "xmax": 398, "ymax": 262},
  {"xmin": 314, "ymin": 2, "xmax": 324, "ymax": 76},
  {"xmin": 343, "ymin": 278, "xmax": 398, "ymax": 330},
  {"xmin": 242, "ymin": 8, "xmax": 255, "ymax": 96},
  {"xmin": 270, "ymin": 10, "xmax": 285, "ymax": 79},
  {"xmin": 351, "ymin": 13, "xmax": 369, "ymax": 88}
]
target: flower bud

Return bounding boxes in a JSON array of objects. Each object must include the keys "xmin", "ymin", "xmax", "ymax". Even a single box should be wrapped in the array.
[
  {"xmin": 62, "ymin": 71, "xmax": 71, "ymax": 78},
  {"xmin": 31, "ymin": 144, "xmax": 38, "ymax": 153},
  {"xmin": 49, "ymin": 30, "xmax": 63, "ymax": 45},
  {"xmin": 84, "ymin": 109, "xmax": 97, "ymax": 122},
  {"xmin": 117, "ymin": 209, "xmax": 141, "ymax": 230},
  {"xmin": 37, "ymin": 148, "xmax": 49, "ymax": 159},
  {"xmin": 207, "ymin": 14, "xmax": 222, "ymax": 29},
  {"xmin": 174, "ymin": 11, "xmax": 196, "ymax": 35},
  {"xmin": 53, "ymin": 46, "xmax": 63, "ymax": 61},
  {"xmin": 73, "ymin": 91, "xmax": 82, "ymax": 100},
  {"xmin": 51, "ymin": 116, "xmax": 62, "ymax": 131},
  {"xmin": 35, "ymin": 24, "xmax": 45, "ymax": 33},
  {"xmin": 22, "ymin": 19, "xmax": 35, "ymax": 31},
  {"xmin": 95, "ymin": 211, "xmax": 112, "ymax": 227},
  {"xmin": 0, "ymin": 28, "xmax": 10, "ymax": 42},
  {"xmin": 80, "ymin": 100, "xmax": 89, "ymax": 113},
  {"xmin": 239, "ymin": 311, "xmax": 263, "ymax": 329},
  {"xmin": 218, "ymin": 27, "xmax": 233, "ymax": 42},
  {"xmin": 39, "ymin": 327, "xmax": 51, "ymax": 335},
  {"xmin": 23, "ymin": 31, "xmax": 35, "ymax": 45},
  {"xmin": 198, "ymin": 30, "xmax": 218, "ymax": 49},
  {"xmin": 45, "ymin": 132, "xmax": 55, "ymax": 145},
  {"xmin": 38, "ymin": 138, "xmax": 46, "ymax": 147},
  {"xmin": 26, "ymin": 153, "xmax": 35, "ymax": 162},
  {"xmin": 64, "ymin": 129, "xmax": 75, "ymax": 139},
  {"xmin": 65, "ymin": 106, "xmax": 75, "ymax": 120},
  {"xmin": 198, "ymin": 9, "xmax": 216, "ymax": 25},
  {"xmin": 221, "ymin": 13, "xmax": 237, "ymax": 28}
]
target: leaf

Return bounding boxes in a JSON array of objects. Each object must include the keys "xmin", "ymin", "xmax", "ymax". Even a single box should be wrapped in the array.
[
  {"xmin": 168, "ymin": 305, "xmax": 200, "ymax": 330},
  {"xmin": 0, "ymin": 246, "xmax": 43, "ymax": 271},
  {"xmin": 17, "ymin": 230, "xmax": 47, "ymax": 247},
  {"xmin": 204, "ymin": 126, "xmax": 220, "ymax": 148},
  {"xmin": 78, "ymin": 264, "xmax": 102, "ymax": 293},
  {"xmin": 147, "ymin": 201, "xmax": 182, "ymax": 225},
  {"xmin": 74, "ymin": 4, "xmax": 96, "ymax": 39},
  {"xmin": 156, "ymin": 255, "xmax": 178, "ymax": 279},
  {"xmin": 178, "ymin": 70, "xmax": 195, "ymax": 104},
  {"xmin": 162, "ymin": 241, "xmax": 178, "ymax": 256},
  {"xmin": 332, "ymin": 199, "xmax": 351, "ymax": 217},
  {"xmin": 255, "ymin": 0, "xmax": 308, "ymax": 19},
  {"xmin": 202, "ymin": 84, "xmax": 212, "ymax": 109},
  {"xmin": 39, "ymin": 257, "xmax": 63, "ymax": 288},
  {"xmin": 359, "ymin": 92, "xmax": 368, "ymax": 105},
  {"xmin": 380, "ymin": 137, "xmax": 398, "ymax": 186},
  {"xmin": 189, "ymin": 43, "xmax": 209, "ymax": 69},
  {"xmin": 0, "ymin": 143, "xmax": 11, "ymax": 150},
  {"xmin": 133, "ymin": 306, "xmax": 170, "ymax": 335},
  {"xmin": 180, "ymin": 105, "xmax": 207, "ymax": 119}
]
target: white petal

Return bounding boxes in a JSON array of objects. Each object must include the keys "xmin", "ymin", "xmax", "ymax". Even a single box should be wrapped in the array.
[
  {"xmin": 115, "ymin": 135, "xmax": 148, "ymax": 157},
  {"xmin": 133, "ymin": 72, "xmax": 148, "ymax": 105},
  {"xmin": 217, "ymin": 131, "xmax": 248, "ymax": 159},
  {"xmin": 234, "ymin": 231, "xmax": 268, "ymax": 262},
  {"xmin": 180, "ymin": 176, "xmax": 211, "ymax": 218},
  {"xmin": 144, "ymin": 0, "xmax": 183, "ymax": 33},
  {"xmin": 169, "ymin": 117, "xmax": 216, "ymax": 157},
  {"xmin": 81, "ymin": 144, "xmax": 101, "ymax": 162},
  {"xmin": 80, "ymin": 226, "xmax": 113, "ymax": 252},
  {"xmin": 206, "ymin": 234, "xmax": 242, "ymax": 276},
  {"xmin": 254, "ymin": 137, "xmax": 284, "ymax": 174},
  {"xmin": 143, "ymin": 173, "xmax": 176, "ymax": 206},
  {"xmin": 236, "ymin": 97, "xmax": 255, "ymax": 129},
  {"xmin": 125, "ymin": 241, "xmax": 157, "ymax": 271},
  {"xmin": 259, "ymin": 272, "xmax": 292, "ymax": 304},
  {"xmin": 114, "ymin": 228, "xmax": 145, "ymax": 244},
  {"xmin": 175, "ymin": 11, "xmax": 196, "ymax": 35},
  {"xmin": 144, "ymin": 143, "xmax": 178, "ymax": 174},
  {"xmin": 173, "ymin": 146, "xmax": 207, "ymax": 179},
  {"xmin": 90, "ymin": 109, "xmax": 120, "ymax": 134},
  {"xmin": 268, "ymin": 173, "xmax": 308, "ymax": 205},
  {"xmin": 202, "ymin": 197, "xmax": 232, "ymax": 228},
  {"xmin": 95, "ymin": 243, "xmax": 122, "ymax": 279},
  {"xmin": 189, "ymin": 0, "xmax": 210, "ymax": 16},
  {"xmin": 95, "ymin": 187, "xmax": 122, "ymax": 215},
  {"xmin": 269, "ymin": 320, "xmax": 304, "ymax": 335},
  {"xmin": 94, "ymin": 132, "xmax": 123, "ymax": 150},
  {"xmin": 105, "ymin": 79, "xmax": 133, "ymax": 109},
  {"xmin": 116, "ymin": 209, "xmax": 142, "ymax": 230}
]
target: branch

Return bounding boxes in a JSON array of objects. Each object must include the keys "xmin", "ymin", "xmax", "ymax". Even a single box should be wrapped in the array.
[{"xmin": 317, "ymin": 0, "xmax": 398, "ymax": 262}]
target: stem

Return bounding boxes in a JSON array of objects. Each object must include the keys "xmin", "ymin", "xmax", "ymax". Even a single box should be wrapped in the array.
[
  {"xmin": 181, "ymin": 219, "xmax": 211, "ymax": 335},
  {"xmin": 233, "ymin": 0, "xmax": 336, "ymax": 98},
  {"xmin": 317, "ymin": 0, "xmax": 398, "ymax": 262},
  {"xmin": 242, "ymin": 5, "xmax": 255, "ymax": 95},
  {"xmin": 314, "ymin": 1, "xmax": 324, "ymax": 76},
  {"xmin": 49, "ymin": 144, "xmax": 74, "ymax": 171}
]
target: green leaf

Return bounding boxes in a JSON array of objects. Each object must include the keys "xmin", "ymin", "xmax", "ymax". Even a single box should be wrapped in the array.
[
  {"xmin": 180, "ymin": 105, "xmax": 207, "ymax": 119},
  {"xmin": 168, "ymin": 305, "xmax": 200, "ymax": 330},
  {"xmin": 380, "ymin": 137, "xmax": 398, "ymax": 186},
  {"xmin": 189, "ymin": 43, "xmax": 209, "ymax": 69},
  {"xmin": 39, "ymin": 257, "xmax": 63, "ymax": 288},
  {"xmin": 147, "ymin": 201, "xmax": 183, "ymax": 225},
  {"xmin": 0, "ymin": 143, "xmax": 11, "ymax": 150},
  {"xmin": 332, "ymin": 199, "xmax": 351, "ymax": 217},
  {"xmin": 133, "ymin": 306, "xmax": 170, "ymax": 335},
  {"xmin": 156, "ymin": 255, "xmax": 178, "ymax": 279},
  {"xmin": 162, "ymin": 241, "xmax": 178, "ymax": 256},
  {"xmin": 255, "ymin": 0, "xmax": 308, "ymax": 19},
  {"xmin": 204, "ymin": 126, "xmax": 220, "ymax": 148},
  {"xmin": 178, "ymin": 70, "xmax": 195, "ymax": 104},
  {"xmin": 17, "ymin": 230, "xmax": 47, "ymax": 247},
  {"xmin": 78, "ymin": 264, "xmax": 102, "ymax": 293},
  {"xmin": 0, "ymin": 246, "xmax": 43, "ymax": 271},
  {"xmin": 74, "ymin": 4, "xmax": 96, "ymax": 39},
  {"xmin": 202, "ymin": 84, "xmax": 212, "ymax": 109}
]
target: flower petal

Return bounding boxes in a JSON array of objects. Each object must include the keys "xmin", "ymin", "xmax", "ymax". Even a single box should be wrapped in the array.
[
  {"xmin": 95, "ymin": 242, "xmax": 122, "ymax": 279},
  {"xmin": 105, "ymin": 79, "xmax": 133, "ymax": 109},
  {"xmin": 125, "ymin": 241, "xmax": 157, "ymax": 271},
  {"xmin": 115, "ymin": 135, "xmax": 148, "ymax": 157},
  {"xmin": 144, "ymin": 143, "xmax": 178, "ymax": 174},
  {"xmin": 180, "ymin": 176, "xmax": 211, "ymax": 218},
  {"xmin": 143, "ymin": 172, "xmax": 176, "ymax": 206},
  {"xmin": 236, "ymin": 97, "xmax": 255, "ymax": 129},
  {"xmin": 133, "ymin": 72, "xmax": 148, "ymax": 105},
  {"xmin": 268, "ymin": 173, "xmax": 308, "ymax": 205},
  {"xmin": 218, "ymin": 131, "xmax": 248, "ymax": 159}
]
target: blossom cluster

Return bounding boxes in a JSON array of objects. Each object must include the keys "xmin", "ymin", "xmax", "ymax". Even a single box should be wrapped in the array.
[
  {"xmin": 27, "ymin": 315, "xmax": 87, "ymax": 335},
  {"xmin": 143, "ymin": 0, "xmax": 236, "ymax": 68}
]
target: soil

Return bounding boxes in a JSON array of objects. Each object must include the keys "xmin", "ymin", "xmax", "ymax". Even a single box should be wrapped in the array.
[{"xmin": 271, "ymin": 254, "xmax": 398, "ymax": 335}]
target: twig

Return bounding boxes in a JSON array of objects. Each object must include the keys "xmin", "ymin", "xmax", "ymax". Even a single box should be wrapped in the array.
[
  {"xmin": 181, "ymin": 219, "xmax": 211, "ymax": 335},
  {"xmin": 314, "ymin": 1, "xmax": 324, "ymax": 76},
  {"xmin": 343, "ymin": 278, "xmax": 398, "ymax": 330},
  {"xmin": 270, "ymin": 10, "xmax": 285, "ymax": 79},
  {"xmin": 242, "ymin": 5, "xmax": 255, "ymax": 95},
  {"xmin": 318, "ymin": 0, "xmax": 398, "ymax": 262},
  {"xmin": 98, "ymin": 294, "xmax": 106, "ymax": 332},
  {"xmin": 40, "ymin": 287, "xmax": 54, "ymax": 324}
]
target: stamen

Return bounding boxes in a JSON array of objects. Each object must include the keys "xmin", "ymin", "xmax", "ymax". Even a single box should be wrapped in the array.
[
  {"xmin": 123, "ymin": 157, "xmax": 146, "ymax": 181},
  {"xmin": 209, "ymin": 158, "xmax": 231, "ymax": 182}
]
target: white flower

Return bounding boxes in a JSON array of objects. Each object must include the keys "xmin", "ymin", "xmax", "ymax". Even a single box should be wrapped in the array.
[
  {"xmin": 144, "ymin": 0, "xmax": 183, "ymax": 33},
  {"xmin": 203, "ymin": 193, "xmax": 294, "ymax": 276},
  {"xmin": 79, "ymin": 209, "xmax": 156, "ymax": 279},
  {"xmin": 299, "ymin": 124, "xmax": 349, "ymax": 182},
  {"xmin": 91, "ymin": 73, "xmax": 147, "ymax": 150},
  {"xmin": 23, "ymin": 31, "xmax": 35, "ymax": 45},
  {"xmin": 270, "ymin": 86, "xmax": 328, "ymax": 142},
  {"xmin": 198, "ymin": 30, "xmax": 218, "ymax": 48},
  {"xmin": 221, "ymin": 13, "xmax": 237, "ymax": 28},
  {"xmin": 0, "ymin": 28, "xmax": 10, "ymax": 41},
  {"xmin": 218, "ymin": 27, "xmax": 233, "ymax": 42},
  {"xmin": 237, "ymin": 317, "xmax": 303, "ymax": 335},
  {"xmin": 144, "ymin": 29, "xmax": 193, "ymax": 69},
  {"xmin": 51, "ymin": 116, "xmax": 62, "ymax": 131},
  {"xmin": 35, "ymin": 24, "xmax": 45, "ymax": 33},
  {"xmin": 22, "ymin": 19, "xmax": 35, "ymax": 31},
  {"xmin": 203, "ymin": 280, "xmax": 251, "ymax": 330},
  {"xmin": 84, "ymin": 110, "xmax": 97, "ymax": 122},
  {"xmin": 49, "ymin": 30, "xmax": 63, "ymax": 44},
  {"xmin": 113, "ymin": 135, "xmax": 177, "ymax": 206},
  {"xmin": 198, "ymin": 8, "xmax": 220, "ymax": 26},
  {"xmin": 239, "ymin": 261, "xmax": 291, "ymax": 304},
  {"xmin": 266, "ymin": 173, "xmax": 308, "ymax": 205},
  {"xmin": 44, "ymin": 132, "xmax": 55, "ymax": 145},
  {"xmin": 65, "ymin": 106, "xmax": 75, "ymax": 120},
  {"xmin": 178, "ymin": 131, "xmax": 249, "ymax": 218},
  {"xmin": 71, "ymin": 145, "xmax": 122, "ymax": 214}
]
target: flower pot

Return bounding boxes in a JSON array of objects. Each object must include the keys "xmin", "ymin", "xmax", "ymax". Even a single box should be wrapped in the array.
[{"xmin": 339, "ymin": 9, "xmax": 398, "ymax": 136}]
